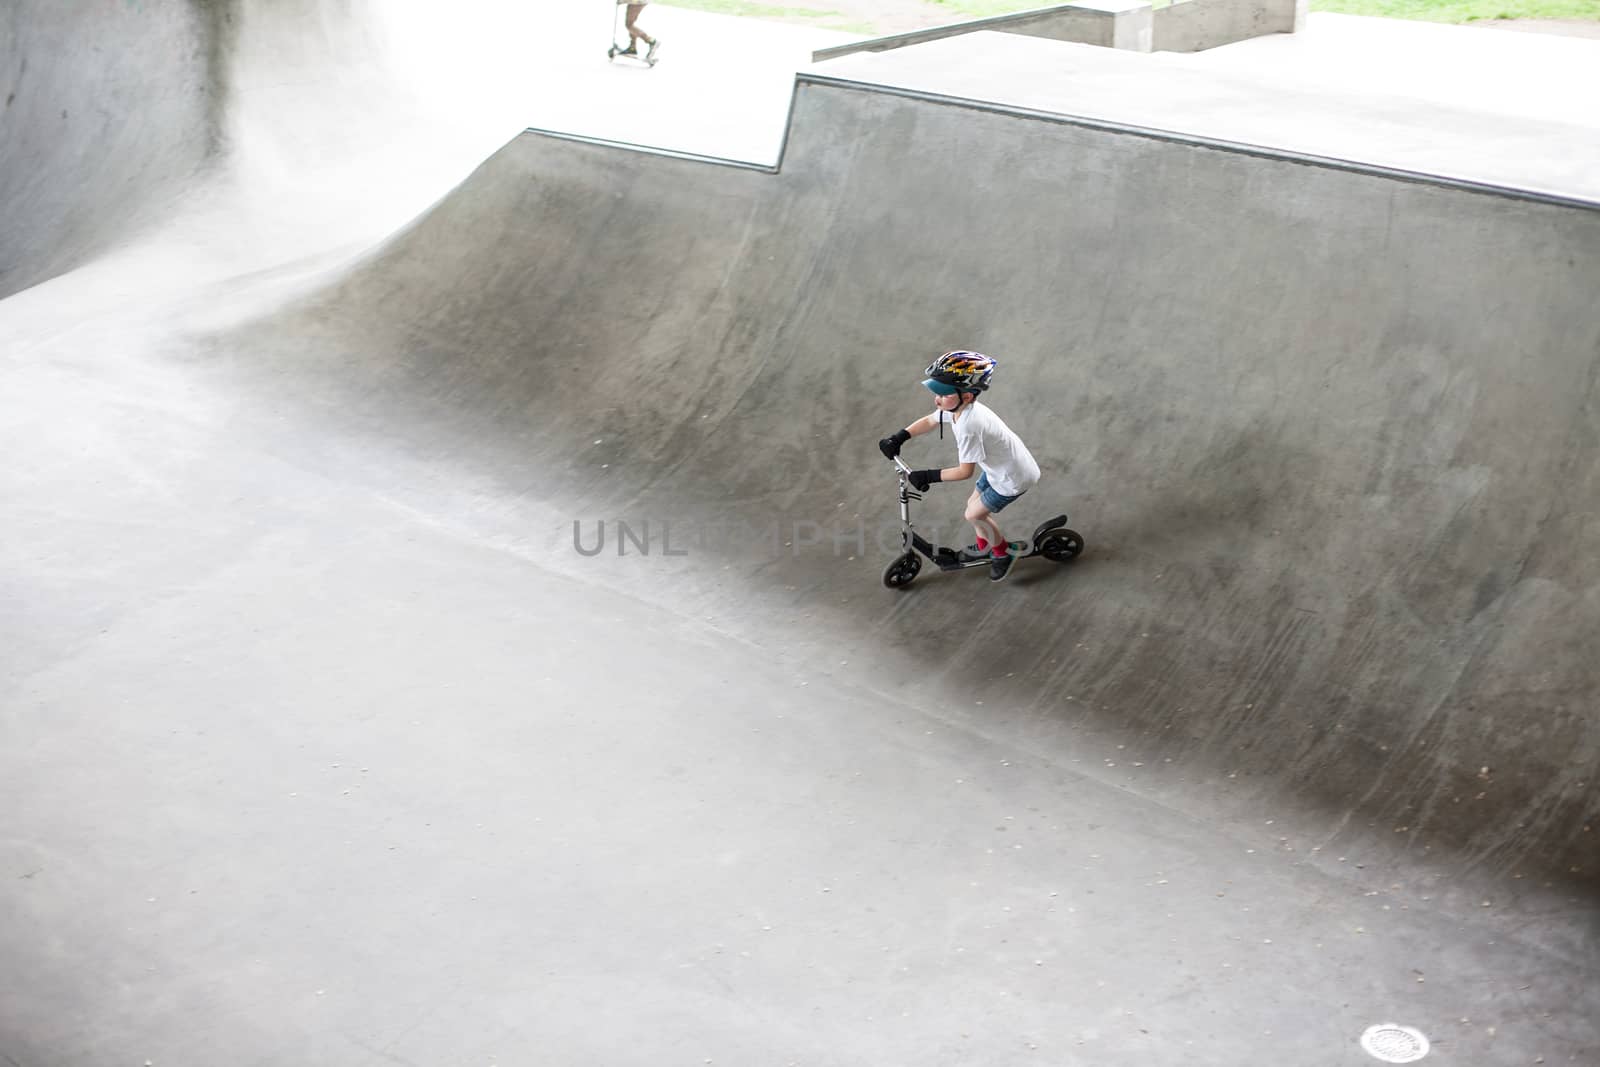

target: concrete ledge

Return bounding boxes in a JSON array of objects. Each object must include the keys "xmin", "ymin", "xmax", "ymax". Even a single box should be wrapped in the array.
[
  {"xmin": 812, "ymin": 0, "xmax": 1310, "ymax": 61},
  {"xmin": 812, "ymin": 1, "xmax": 1152, "ymax": 61},
  {"xmin": 1154, "ymin": 0, "xmax": 1307, "ymax": 52},
  {"xmin": 805, "ymin": 31, "xmax": 1600, "ymax": 205}
]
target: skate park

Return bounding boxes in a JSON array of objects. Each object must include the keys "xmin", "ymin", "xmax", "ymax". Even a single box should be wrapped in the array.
[{"xmin": 3, "ymin": 0, "xmax": 1598, "ymax": 1063}]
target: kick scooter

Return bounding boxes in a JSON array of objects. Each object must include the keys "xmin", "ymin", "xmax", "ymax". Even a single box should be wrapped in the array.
[{"xmin": 882, "ymin": 455, "xmax": 1083, "ymax": 589}]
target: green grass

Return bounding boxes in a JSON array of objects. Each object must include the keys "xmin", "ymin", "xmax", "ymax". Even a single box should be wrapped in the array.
[
  {"xmin": 1309, "ymin": 0, "xmax": 1599, "ymax": 21},
  {"xmin": 926, "ymin": 0, "xmax": 1600, "ymax": 17},
  {"xmin": 917, "ymin": 0, "xmax": 1058, "ymax": 16},
  {"xmin": 665, "ymin": 0, "xmax": 1598, "ymax": 30},
  {"xmin": 661, "ymin": 0, "xmax": 876, "ymax": 32}
]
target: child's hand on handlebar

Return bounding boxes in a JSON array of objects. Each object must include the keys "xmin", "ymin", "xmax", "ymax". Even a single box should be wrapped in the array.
[{"xmin": 879, "ymin": 428, "xmax": 911, "ymax": 459}]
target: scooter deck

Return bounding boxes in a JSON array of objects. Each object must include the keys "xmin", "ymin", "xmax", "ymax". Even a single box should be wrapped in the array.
[
  {"xmin": 607, "ymin": 45, "xmax": 657, "ymax": 65},
  {"xmin": 931, "ymin": 540, "xmax": 1030, "ymax": 571}
]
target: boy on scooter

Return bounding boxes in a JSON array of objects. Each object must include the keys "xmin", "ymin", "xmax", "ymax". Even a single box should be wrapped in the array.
[{"xmin": 878, "ymin": 351, "xmax": 1041, "ymax": 582}]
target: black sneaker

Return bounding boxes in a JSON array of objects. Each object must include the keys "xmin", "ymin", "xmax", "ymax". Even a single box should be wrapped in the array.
[
  {"xmin": 989, "ymin": 552, "xmax": 1015, "ymax": 582},
  {"xmin": 959, "ymin": 543, "xmax": 987, "ymax": 563},
  {"xmin": 618, "ymin": 43, "xmax": 638, "ymax": 55}
]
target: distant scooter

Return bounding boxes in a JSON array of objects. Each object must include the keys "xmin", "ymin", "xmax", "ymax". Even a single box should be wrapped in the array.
[
  {"xmin": 882, "ymin": 456, "xmax": 1083, "ymax": 589},
  {"xmin": 606, "ymin": 4, "xmax": 659, "ymax": 65}
]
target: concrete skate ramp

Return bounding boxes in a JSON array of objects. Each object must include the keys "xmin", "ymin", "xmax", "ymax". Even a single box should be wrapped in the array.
[
  {"xmin": 0, "ymin": 0, "xmax": 226, "ymax": 298},
  {"xmin": 7, "ymin": 3, "xmax": 1600, "ymax": 1062},
  {"xmin": 203, "ymin": 72, "xmax": 1600, "ymax": 883},
  {"xmin": 0, "ymin": 0, "xmax": 550, "ymax": 301}
]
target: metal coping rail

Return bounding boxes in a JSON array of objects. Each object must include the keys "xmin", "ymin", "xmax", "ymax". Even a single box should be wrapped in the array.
[{"xmin": 518, "ymin": 126, "xmax": 780, "ymax": 175}]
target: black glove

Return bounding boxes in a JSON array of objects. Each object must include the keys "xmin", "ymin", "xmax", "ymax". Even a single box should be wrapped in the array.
[
  {"xmin": 879, "ymin": 428, "xmax": 912, "ymax": 459},
  {"xmin": 908, "ymin": 468, "xmax": 942, "ymax": 492}
]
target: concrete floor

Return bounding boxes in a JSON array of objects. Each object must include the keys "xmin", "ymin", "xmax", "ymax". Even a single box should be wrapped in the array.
[{"xmin": 3, "ymin": 2, "xmax": 1598, "ymax": 1065}]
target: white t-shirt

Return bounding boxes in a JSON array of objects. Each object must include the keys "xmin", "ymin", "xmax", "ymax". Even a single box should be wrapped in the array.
[{"xmin": 934, "ymin": 400, "xmax": 1040, "ymax": 497}]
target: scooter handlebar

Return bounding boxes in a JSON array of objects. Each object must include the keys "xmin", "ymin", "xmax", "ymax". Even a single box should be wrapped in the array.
[{"xmin": 892, "ymin": 455, "xmax": 913, "ymax": 475}]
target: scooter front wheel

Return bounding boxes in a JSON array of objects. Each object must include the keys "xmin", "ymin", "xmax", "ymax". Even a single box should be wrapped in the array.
[{"xmin": 882, "ymin": 552, "xmax": 922, "ymax": 589}]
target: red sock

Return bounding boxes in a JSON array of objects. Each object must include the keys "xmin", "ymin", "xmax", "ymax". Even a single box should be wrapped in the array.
[
  {"xmin": 974, "ymin": 537, "xmax": 988, "ymax": 551},
  {"xmin": 992, "ymin": 544, "xmax": 1008, "ymax": 558}
]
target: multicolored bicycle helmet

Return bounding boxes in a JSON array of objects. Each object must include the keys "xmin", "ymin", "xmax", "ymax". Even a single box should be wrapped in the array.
[{"xmin": 923, "ymin": 350, "xmax": 997, "ymax": 395}]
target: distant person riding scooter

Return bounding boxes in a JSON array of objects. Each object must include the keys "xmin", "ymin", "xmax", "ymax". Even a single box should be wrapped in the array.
[{"xmin": 609, "ymin": 0, "xmax": 660, "ymax": 65}]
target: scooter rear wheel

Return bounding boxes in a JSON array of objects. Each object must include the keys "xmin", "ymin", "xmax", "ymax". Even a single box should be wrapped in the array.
[
  {"xmin": 882, "ymin": 552, "xmax": 922, "ymax": 589},
  {"xmin": 1038, "ymin": 528, "xmax": 1084, "ymax": 562}
]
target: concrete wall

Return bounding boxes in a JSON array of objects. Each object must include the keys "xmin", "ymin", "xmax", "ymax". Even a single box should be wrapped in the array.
[
  {"xmin": 1154, "ymin": 0, "xmax": 1307, "ymax": 52},
  {"xmin": 813, "ymin": 0, "xmax": 1303, "ymax": 62},
  {"xmin": 0, "ymin": 0, "xmax": 228, "ymax": 299},
  {"xmin": 813, "ymin": 1, "xmax": 1152, "ymax": 61},
  {"xmin": 1013, "ymin": 0, "xmax": 1154, "ymax": 50}
]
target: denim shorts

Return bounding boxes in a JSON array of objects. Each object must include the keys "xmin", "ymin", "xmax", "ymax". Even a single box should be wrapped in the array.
[{"xmin": 976, "ymin": 471, "xmax": 1023, "ymax": 513}]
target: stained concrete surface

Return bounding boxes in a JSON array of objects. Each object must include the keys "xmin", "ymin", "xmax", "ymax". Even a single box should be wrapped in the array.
[{"xmin": 3, "ymin": 2, "xmax": 1598, "ymax": 1065}]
